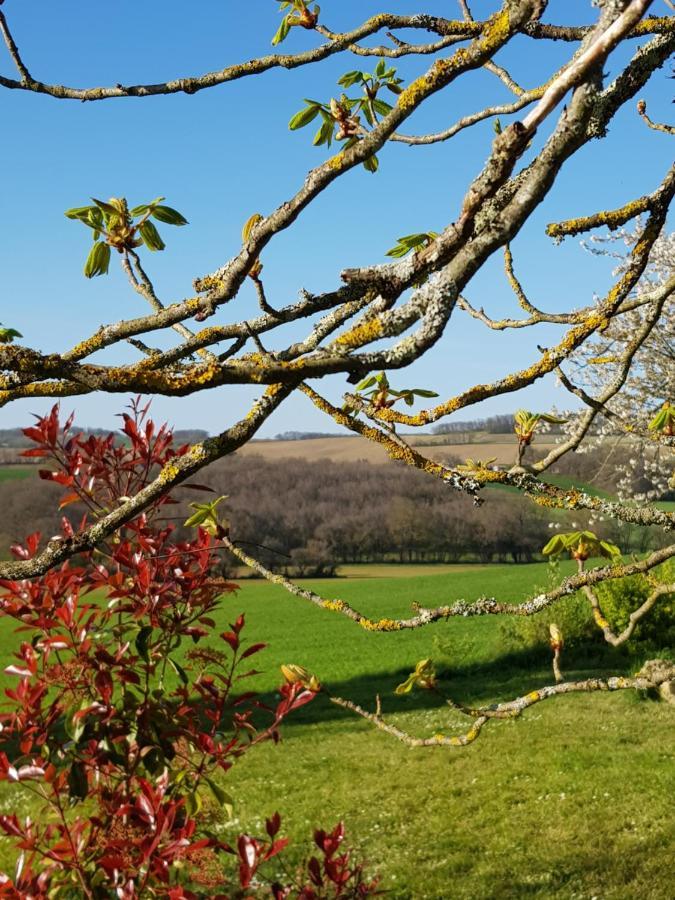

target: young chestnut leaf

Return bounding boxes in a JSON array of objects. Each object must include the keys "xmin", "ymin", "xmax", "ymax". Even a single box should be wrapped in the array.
[
  {"xmin": 363, "ymin": 153, "xmax": 379, "ymax": 173},
  {"xmin": 289, "ymin": 103, "xmax": 322, "ymax": 130},
  {"xmin": 242, "ymin": 213, "xmax": 263, "ymax": 242},
  {"xmin": 0, "ymin": 325, "xmax": 22, "ymax": 343},
  {"xmin": 139, "ymin": 220, "xmax": 166, "ymax": 252},
  {"xmin": 151, "ymin": 205, "xmax": 188, "ymax": 226},
  {"xmin": 84, "ymin": 241, "xmax": 111, "ymax": 278}
]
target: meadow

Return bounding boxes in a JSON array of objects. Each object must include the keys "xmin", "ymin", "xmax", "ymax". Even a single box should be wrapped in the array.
[{"xmin": 1, "ymin": 563, "xmax": 672, "ymax": 898}]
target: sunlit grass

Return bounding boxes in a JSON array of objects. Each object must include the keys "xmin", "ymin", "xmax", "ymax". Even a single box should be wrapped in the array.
[{"xmin": 0, "ymin": 564, "xmax": 672, "ymax": 897}]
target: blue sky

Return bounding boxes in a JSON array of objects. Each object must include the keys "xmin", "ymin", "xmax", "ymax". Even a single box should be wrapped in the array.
[{"xmin": 0, "ymin": 1, "xmax": 672, "ymax": 436}]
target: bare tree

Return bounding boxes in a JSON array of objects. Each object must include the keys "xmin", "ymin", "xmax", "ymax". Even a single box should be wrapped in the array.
[{"xmin": 0, "ymin": 0, "xmax": 674, "ymax": 741}]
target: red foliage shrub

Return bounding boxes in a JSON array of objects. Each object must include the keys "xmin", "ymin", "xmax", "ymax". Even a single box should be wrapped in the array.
[{"xmin": 0, "ymin": 401, "xmax": 378, "ymax": 898}]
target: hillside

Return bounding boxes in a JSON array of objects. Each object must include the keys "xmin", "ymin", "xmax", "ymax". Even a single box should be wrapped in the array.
[{"xmin": 239, "ymin": 432, "xmax": 559, "ymax": 466}]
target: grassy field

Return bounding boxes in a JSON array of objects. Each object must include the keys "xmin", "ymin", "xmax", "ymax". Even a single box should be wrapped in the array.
[
  {"xmin": 1, "ymin": 563, "xmax": 672, "ymax": 897},
  {"xmin": 0, "ymin": 465, "xmax": 34, "ymax": 483}
]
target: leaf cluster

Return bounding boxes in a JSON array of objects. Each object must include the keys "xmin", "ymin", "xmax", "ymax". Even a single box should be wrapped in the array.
[
  {"xmin": 0, "ymin": 324, "xmax": 22, "ymax": 344},
  {"xmin": 184, "ymin": 495, "xmax": 229, "ymax": 537},
  {"xmin": 386, "ymin": 231, "xmax": 439, "ymax": 259},
  {"xmin": 514, "ymin": 409, "xmax": 567, "ymax": 444},
  {"xmin": 344, "ymin": 371, "xmax": 438, "ymax": 414},
  {"xmin": 541, "ymin": 529, "xmax": 621, "ymax": 562},
  {"xmin": 395, "ymin": 658, "xmax": 437, "ymax": 695},
  {"xmin": 289, "ymin": 61, "xmax": 403, "ymax": 173},
  {"xmin": 648, "ymin": 401, "xmax": 674, "ymax": 435},
  {"xmin": 65, "ymin": 196, "xmax": 188, "ymax": 278},
  {"xmin": 272, "ymin": 0, "xmax": 319, "ymax": 45}
]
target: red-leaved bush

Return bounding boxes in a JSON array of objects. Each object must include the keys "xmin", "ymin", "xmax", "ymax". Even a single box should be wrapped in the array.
[{"xmin": 0, "ymin": 401, "xmax": 378, "ymax": 898}]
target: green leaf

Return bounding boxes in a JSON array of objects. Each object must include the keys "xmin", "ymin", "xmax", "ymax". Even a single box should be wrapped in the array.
[
  {"xmin": 91, "ymin": 197, "xmax": 120, "ymax": 219},
  {"xmin": 289, "ymin": 103, "xmax": 321, "ymax": 130},
  {"xmin": 375, "ymin": 59, "xmax": 387, "ymax": 78},
  {"xmin": 338, "ymin": 71, "xmax": 364, "ymax": 88},
  {"xmin": 372, "ymin": 98, "xmax": 393, "ymax": 117},
  {"xmin": 205, "ymin": 777, "xmax": 234, "ymax": 816},
  {"xmin": 139, "ymin": 220, "xmax": 166, "ymax": 251},
  {"xmin": 68, "ymin": 762, "xmax": 88, "ymax": 802},
  {"xmin": 135, "ymin": 625, "xmax": 153, "ymax": 662},
  {"xmin": 141, "ymin": 745, "xmax": 164, "ymax": 775},
  {"xmin": 0, "ymin": 327, "xmax": 22, "ymax": 343},
  {"xmin": 539, "ymin": 413, "xmax": 568, "ymax": 425},
  {"xmin": 242, "ymin": 212, "xmax": 263, "ymax": 242},
  {"xmin": 272, "ymin": 15, "xmax": 291, "ymax": 45},
  {"xmin": 184, "ymin": 495, "xmax": 228, "ymax": 530},
  {"xmin": 130, "ymin": 197, "xmax": 164, "ymax": 217},
  {"xmin": 313, "ymin": 118, "xmax": 334, "ymax": 147},
  {"xmin": 395, "ymin": 674, "xmax": 416, "ymax": 695},
  {"xmin": 167, "ymin": 657, "xmax": 189, "ymax": 685},
  {"xmin": 151, "ymin": 205, "xmax": 188, "ymax": 226},
  {"xmin": 64, "ymin": 205, "xmax": 96, "ymax": 221},
  {"xmin": 411, "ymin": 389, "xmax": 439, "ymax": 398},
  {"xmin": 541, "ymin": 535, "xmax": 567, "ymax": 557},
  {"xmin": 386, "ymin": 243, "xmax": 412, "ymax": 258},
  {"xmin": 83, "ymin": 241, "xmax": 111, "ymax": 278},
  {"xmin": 363, "ymin": 153, "xmax": 379, "ymax": 173},
  {"xmin": 599, "ymin": 540, "xmax": 621, "ymax": 558},
  {"xmin": 356, "ymin": 375, "xmax": 377, "ymax": 391}
]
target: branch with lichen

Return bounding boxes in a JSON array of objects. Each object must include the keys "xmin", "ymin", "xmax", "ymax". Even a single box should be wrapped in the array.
[
  {"xmin": 637, "ymin": 98, "xmax": 675, "ymax": 134},
  {"xmin": 0, "ymin": 383, "xmax": 292, "ymax": 581},
  {"xmin": 221, "ymin": 519, "xmax": 675, "ymax": 632},
  {"xmin": 582, "ymin": 582, "xmax": 675, "ymax": 647},
  {"xmin": 328, "ymin": 658, "xmax": 675, "ymax": 748}
]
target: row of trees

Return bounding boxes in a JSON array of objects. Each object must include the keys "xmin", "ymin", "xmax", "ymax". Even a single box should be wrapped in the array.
[{"xmin": 0, "ymin": 452, "xmax": 668, "ymax": 575}]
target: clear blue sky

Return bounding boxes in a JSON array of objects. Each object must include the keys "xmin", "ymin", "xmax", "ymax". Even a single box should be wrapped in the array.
[{"xmin": 1, "ymin": 1, "xmax": 672, "ymax": 435}]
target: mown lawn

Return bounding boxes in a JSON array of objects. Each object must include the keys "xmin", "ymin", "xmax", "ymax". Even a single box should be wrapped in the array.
[{"xmin": 0, "ymin": 564, "xmax": 673, "ymax": 898}]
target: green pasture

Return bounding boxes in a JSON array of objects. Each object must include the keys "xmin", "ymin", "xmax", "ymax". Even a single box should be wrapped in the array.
[
  {"xmin": 0, "ymin": 563, "xmax": 673, "ymax": 897},
  {"xmin": 0, "ymin": 465, "xmax": 34, "ymax": 483}
]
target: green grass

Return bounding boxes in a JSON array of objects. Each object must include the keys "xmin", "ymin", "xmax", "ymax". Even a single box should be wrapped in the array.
[
  {"xmin": 0, "ymin": 564, "xmax": 673, "ymax": 898},
  {"xmin": 0, "ymin": 465, "xmax": 34, "ymax": 483}
]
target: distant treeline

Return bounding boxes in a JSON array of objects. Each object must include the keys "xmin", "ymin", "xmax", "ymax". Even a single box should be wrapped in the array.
[
  {"xmin": 0, "ymin": 450, "xmax": 666, "ymax": 575},
  {"xmin": 271, "ymin": 431, "xmax": 355, "ymax": 441},
  {"xmin": 431, "ymin": 414, "xmax": 565, "ymax": 435}
]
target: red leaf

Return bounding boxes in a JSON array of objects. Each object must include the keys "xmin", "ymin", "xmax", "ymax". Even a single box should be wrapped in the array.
[
  {"xmin": 39, "ymin": 470, "xmax": 73, "ymax": 486},
  {"xmin": 94, "ymin": 669, "xmax": 113, "ymax": 704},
  {"xmin": 266, "ymin": 812, "xmax": 282, "ymax": 839},
  {"xmin": 265, "ymin": 837, "xmax": 289, "ymax": 861},
  {"xmin": 59, "ymin": 492, "xmax": 81, "ymax": 510},
  {"xmin": 241, "ymin": 642, "xmax": 266, "ymax": 660},
  {"xmin": 308, "ymin": 856, "xmax": 323, "ymax": 886},
  {"xmin": 220, "ymin": 631, "xmax": 239, "ymax": 651}
]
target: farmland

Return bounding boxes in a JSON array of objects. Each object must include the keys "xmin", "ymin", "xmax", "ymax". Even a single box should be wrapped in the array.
[{"xmin": 238, "ymin": 433, "xmax": 560, "ymax": 466}]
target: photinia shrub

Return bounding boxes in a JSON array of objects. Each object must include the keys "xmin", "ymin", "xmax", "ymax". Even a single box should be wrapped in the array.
[{"xmin": 0, "ymin": 400, "xmax": 377, "ymax": 897}]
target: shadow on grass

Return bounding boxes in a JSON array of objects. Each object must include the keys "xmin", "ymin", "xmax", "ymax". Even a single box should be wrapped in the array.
[
  {"xmin": 260, "ymin": 641, "xmax": 640, "ymax": 729},
  {"xmin": 481, "ymin": 831, "xmax": 671, "ymax": 900}
]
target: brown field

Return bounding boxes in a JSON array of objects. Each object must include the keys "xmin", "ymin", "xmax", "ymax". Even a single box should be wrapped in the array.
[{"xmin": 237, "ymin": 433, "xmax": 558, "ymax": 466}]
